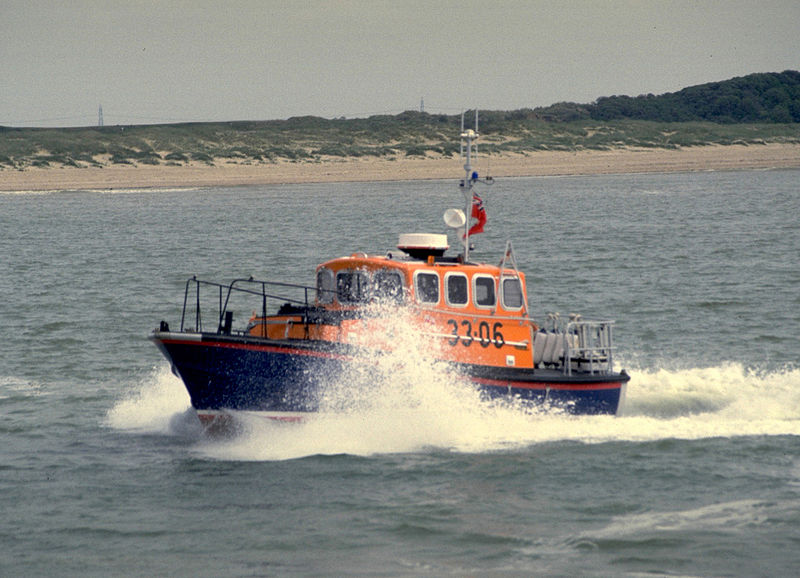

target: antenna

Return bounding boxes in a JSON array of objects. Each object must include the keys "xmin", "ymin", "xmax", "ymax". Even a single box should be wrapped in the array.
[
  {"xmin": 460, "ymin": 112, "xmax": 477, "ymax": 262},
  {"xmin": 460, "ymin": 111, "xmax": 465, "ymax": 158},
  {"xmin": 458, "ymin": 110, "xmax": 493, "ymax": 262},
  {"xmin": 475, "ymin": 109, "xmax": 479, "ymax": 158}
]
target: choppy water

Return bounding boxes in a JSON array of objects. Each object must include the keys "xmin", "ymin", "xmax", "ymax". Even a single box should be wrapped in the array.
[{"xmin": 2, "ymin": 170, "xmax": 799, "ymax": 576}]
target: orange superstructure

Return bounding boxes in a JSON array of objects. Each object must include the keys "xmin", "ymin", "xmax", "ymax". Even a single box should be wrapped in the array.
[{"xmin": 247, "ymin": 249, "xmax": 537, "ymax": 370}]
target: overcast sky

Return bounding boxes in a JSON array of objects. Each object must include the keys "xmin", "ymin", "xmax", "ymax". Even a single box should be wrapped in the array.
[{"xmin": 3, "ymin": 0, "xmax": 799, "ymax": 127}]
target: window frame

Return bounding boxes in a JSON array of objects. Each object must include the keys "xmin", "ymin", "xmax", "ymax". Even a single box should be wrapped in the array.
[
  {"xmin": 336, "ymin": 269, "xmax": 371, "ymax": 304},
  {"xmin": 413, "ymin": 270, "xmax": 440, "ymax": 305},
  {"xmin": 501, "ymin": 276, "xmax": 524, "ymax": 311},
  {"xmin": 472, "ymin": 274, "xmax": 497, "ymax": 309},
  {"xmin": 444, "ymin": 272, "xmax": 469, "ymax": 308},
  {"xmin": 316, "ymin": 267, "xmax": 335, "ymax": 304},
  {"xmin": 372, "ymin": 269, "xmax": 405, "ymax": 303}
]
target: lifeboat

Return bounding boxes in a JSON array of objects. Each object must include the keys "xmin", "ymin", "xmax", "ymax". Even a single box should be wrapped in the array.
[{"xmin": 151, "ymin": 117, "xmax": 629, "ymax": 429}]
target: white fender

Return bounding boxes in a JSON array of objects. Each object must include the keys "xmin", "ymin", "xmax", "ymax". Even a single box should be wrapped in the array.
[
  {"xmin": 543, "ymin": 332, "xmax": 558, "ymax": 364},
  {"xmin": 533, "ymin": 331, "xmax": 547, "ymax": 365},
  {"xmin": 552, "ymin": 332, "xmax": 565, "ymax": 363}
]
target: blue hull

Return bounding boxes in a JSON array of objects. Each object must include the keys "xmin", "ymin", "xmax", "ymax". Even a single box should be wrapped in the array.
[{"xmin": 152, "ymin": 332, "xmax": 628, "ymax": 417}]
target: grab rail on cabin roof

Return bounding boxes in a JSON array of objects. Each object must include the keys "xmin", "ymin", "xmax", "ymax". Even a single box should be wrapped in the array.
[
  {"xmin": 178, "ymin": 274, "xmax": 542, "ymax": 336},
  {"xmin": 179, "ymin": 276, "xmax": 322, "ymax": 334},
  {"xmin": 495, "ymin": 240, "xmax": 530, "ymax": 318}
]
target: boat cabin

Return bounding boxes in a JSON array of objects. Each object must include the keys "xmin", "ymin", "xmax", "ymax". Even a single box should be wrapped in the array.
[
  {"xmin": 241, "ymin": 234, "xmax": 536, "ymax": 368},
  {"xmin": 294, "ymin": 233, "xmax": 537, "ymax": 368},
  {"xmin": 316, "ymin": 256, "xmax": 527, "ymax": 315},
  {"xmin": 315, "ymin": 233, "xmax": 528, "ymax": 314}
]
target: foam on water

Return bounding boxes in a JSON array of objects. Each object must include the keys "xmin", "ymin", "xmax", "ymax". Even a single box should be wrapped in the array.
[
  {"xmin": 106, "ymin": 315, "xmax": 800, "ymax": 461},
  {"xmin": 104, "ymin": 365, "xmax": 193, "ymax": 434},
  {"xmin": 625, "ymin": 362, "xmax": 800, "ymax": 419},
  {"xmin": 588, "ymin": 499, "xmax": 775, "ymax": 538},
  {"xmin": 0, "ymin": 376, "xmax": 45, "ymax": 400},
  {"xmin": 0, "ymin": 187, "xmax": 202, "ymax": 196},
  {"xmin": 0, "ymin": 189, "xmax": 62, "ymax": 196},
  {"xmin": 567, "ymin": 496, "xmax": 800, "ymax": 572}
]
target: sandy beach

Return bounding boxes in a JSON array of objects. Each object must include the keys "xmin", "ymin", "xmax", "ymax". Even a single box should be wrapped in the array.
[{"xmin": 2, "ymin": 143, "xmax": 798, "ymax": 192}]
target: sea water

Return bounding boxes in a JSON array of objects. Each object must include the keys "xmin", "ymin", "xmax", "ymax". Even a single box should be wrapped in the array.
[{"xmin": 1, "ymin": 170, "xmax": 798, "ymax": 576}]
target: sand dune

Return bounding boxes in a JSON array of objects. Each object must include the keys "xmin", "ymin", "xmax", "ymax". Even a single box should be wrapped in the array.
[{"xmin": 2, "ymin": 143, "xmax": 798, "ymax": 192}]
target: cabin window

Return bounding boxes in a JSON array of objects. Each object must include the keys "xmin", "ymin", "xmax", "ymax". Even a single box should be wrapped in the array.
[
  {"xmin": 316, "ymin": 268, "xmax": 335, "ymax": 303},
  {"xmin": 473, "ymin": 275, "xmax": 496, "ymax": 308},
  {"xmin": 502, "ymin": 277, "xmax": 524, "ymax": 310},
  {"xmin": 414, "ymin": 271, "xmax": 439, "ymax": 304},
  {"xmin": 337, "ymin": 270, "xmax": 370, "ymax": 304},
  {"xmin": 445, "ymin": 273, "xmax": 468, "ymax": 306},
  {"xmin": 373, "ymin": 270, "xmax": 404, "ymax": 303}
]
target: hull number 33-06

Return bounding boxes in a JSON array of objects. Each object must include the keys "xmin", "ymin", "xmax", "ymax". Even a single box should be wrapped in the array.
[{"xmin": 447, "ymin": 320, "xmax": 505, "ymax": 348}]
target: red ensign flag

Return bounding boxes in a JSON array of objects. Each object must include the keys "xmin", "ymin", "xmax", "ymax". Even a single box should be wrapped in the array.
[{"xmin": 467, "ymin": 192, "xmax": 487, "ymax": 237}]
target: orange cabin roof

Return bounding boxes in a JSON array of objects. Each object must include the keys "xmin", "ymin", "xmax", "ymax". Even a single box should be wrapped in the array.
[{"xmin": 315, "ymin": 253, "xmax": 528, "ymax": 317}]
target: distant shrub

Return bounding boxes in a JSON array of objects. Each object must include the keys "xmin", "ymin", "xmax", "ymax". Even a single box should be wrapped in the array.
[
  {"xmin": 404, "ymin": 146, "xmax": 427, "ymax": 157},
  {"xmin": 164, "ymin": 152, "xmax": 188, "ymax": 162},
  {"xmin": 110, "ymin": 155, "xmax": 134, "ymax": 165},
  {"xmin": 190, "ymin": 152, "xmax": 214, "ymax": 163},
  {"xmin": 312, "ymin": 144, "xmax": 354, "ymax": 157}
]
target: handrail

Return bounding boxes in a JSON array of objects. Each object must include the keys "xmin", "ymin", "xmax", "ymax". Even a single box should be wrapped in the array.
[
  {"xmin": 562, "ymin": 320, "xmax": 617, "ymax": 376},
  {"xmin": 176, "ymin": 277, "xmax": 618, "ymax": 376},
  {"xmin": 179, "ymin": 276, "xmax": 323, "ymax": 333},
  {"xmin": 180, "ymin": 275, "xmax": 540, "ymax": 334}
]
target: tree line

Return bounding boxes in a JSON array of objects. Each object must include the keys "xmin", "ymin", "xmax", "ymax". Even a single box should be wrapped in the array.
[{"xmin": 537, "ymin": 71, "xmax": 800, "ymax": 124}]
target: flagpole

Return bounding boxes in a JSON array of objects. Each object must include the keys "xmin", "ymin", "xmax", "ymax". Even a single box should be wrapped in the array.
[
  {"xmin": 459, "ymin": 111, "xmax": 493, "ymax": 262},
  {"xmin": 461, "ymin": 112, "xmax": 476, "ymax": 262}
]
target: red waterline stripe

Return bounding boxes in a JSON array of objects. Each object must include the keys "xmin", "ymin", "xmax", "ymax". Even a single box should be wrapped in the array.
[{"xmin": 471, "ymin": 376, "xmax": 623, "ymax": 391}]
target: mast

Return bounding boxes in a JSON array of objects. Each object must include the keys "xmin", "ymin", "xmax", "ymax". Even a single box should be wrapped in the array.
[
  {"xmin": 460, "ymin": 110, "xmax": 490, "ymax": 262},
  {"xmin": 460, "ymin": 111, "xmax": 474, "ymax": 261}
]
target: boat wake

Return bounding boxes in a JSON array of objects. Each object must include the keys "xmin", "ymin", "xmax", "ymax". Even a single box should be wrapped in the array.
[
  {"xmin": 106, "ymin": 359, "xmax": 800, "ymax": 461},
  {"xmin": 104, "ymin": 365, "xmax": 198, "ymax": 437}
]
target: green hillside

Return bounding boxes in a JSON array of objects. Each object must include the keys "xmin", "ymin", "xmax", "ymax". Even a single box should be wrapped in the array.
[
  {"xmin": 2, "ymin": 72, "xmax": 799, "ymax": 170},
  {"xmin": 540, "ymin": 70, "xmax": 800, "ymax": 123}
]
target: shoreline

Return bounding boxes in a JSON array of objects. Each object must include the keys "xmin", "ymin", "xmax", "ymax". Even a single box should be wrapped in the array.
[{"xmin": 1, "ymin": 143, "xmax": 799, "ymax": 192}]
